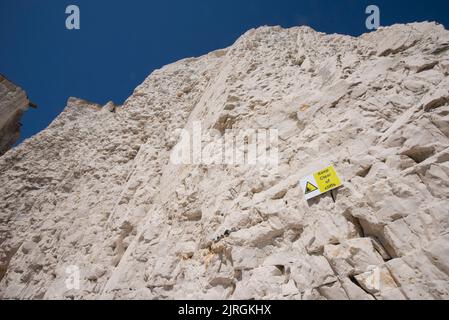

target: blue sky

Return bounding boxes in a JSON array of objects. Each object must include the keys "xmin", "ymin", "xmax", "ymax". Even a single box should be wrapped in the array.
[{"xmin": 1, "ymin": 0, "xmax": 449, "ymax": 143}]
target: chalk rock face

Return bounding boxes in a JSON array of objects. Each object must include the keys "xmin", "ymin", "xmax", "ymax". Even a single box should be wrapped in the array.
[
  {"xmin": 0, "ymin": 75, "xmax": 29, "ymax": 156},
  {"xmin": 1, "ymin": 22, "xmax": 449, "ymax": 300}
]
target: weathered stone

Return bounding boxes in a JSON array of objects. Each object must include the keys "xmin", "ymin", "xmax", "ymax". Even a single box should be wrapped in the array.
[
  {"xmin": 0, "ymin": 75, "xmax": 30, "ymax": 156},
  {"xmin": 324, "ymin": 238, "xmax": 385, "ymax": 277},
  {"xmin": 1, "ymin": 22, "xmax": 449, "ymax": 300}
]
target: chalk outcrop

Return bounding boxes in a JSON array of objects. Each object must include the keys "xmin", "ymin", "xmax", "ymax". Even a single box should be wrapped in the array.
[
  {"xmin": 0, "ymin": 75, "xmax": 30, "ymax": 156},
  {"xmin": 1, "ymin": 22, "xmax": 449, "ymax": 300}
]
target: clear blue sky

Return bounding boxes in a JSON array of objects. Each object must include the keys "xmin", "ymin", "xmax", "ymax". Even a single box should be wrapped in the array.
[{"xmin": 1, "ymin": 0, "xmax": 449, "ymax": 143}]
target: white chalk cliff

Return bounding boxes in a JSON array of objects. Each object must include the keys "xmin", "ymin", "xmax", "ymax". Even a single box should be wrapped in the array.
[{"xmin": 1, "ymin": 22, "xmax": 449, "ymax": 300}]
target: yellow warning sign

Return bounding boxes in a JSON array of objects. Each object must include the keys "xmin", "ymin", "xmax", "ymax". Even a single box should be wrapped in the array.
[
  {"xmin": 305, "ymin": 182, "xmax": 318, "ymax": 194},
  {"xmin": 300, "ymin": 164, "xmax": 343, "ymax": 200},
  {"xmin": 313, "ymin": 165, "xmax": 342, "ymax": 193}
]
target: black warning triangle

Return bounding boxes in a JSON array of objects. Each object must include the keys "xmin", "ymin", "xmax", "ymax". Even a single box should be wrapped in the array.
[{"xmin": 305, "ymin": 181, "xmax": 318, "ymax": 194}]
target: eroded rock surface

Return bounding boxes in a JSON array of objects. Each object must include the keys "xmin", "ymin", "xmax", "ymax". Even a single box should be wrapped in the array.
[
  {"xmin": 0, "ymin": 75, "xmax": 30, "ymax": 156},
  {"xmin": 1, "ymin": 22, "xmax": 449, "ymax": 300}
]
